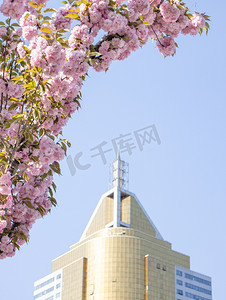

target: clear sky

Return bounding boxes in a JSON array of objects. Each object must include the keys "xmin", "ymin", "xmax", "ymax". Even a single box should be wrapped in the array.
[{"xmin": 0, "ymin": 1, "xmax": 225, "ymax": 299}]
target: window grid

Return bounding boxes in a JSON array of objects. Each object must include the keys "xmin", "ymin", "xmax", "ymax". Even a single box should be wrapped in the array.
[
  {"xmin": 185, "ymin": 273, "xmax": 211, "ymax": 286},
  {"xmin": 34, "ymin": 278, "xmax": 54, "ymax": 291},
  {"xmin": 185, "ymin": 282, "xmax": 212, "ymax": 295},
  {"xmin": 185, "ymin": 291, "xmax": 210, "ymax": 300},
  {"xmin": 34, "ymin": 286, "xmax": 54, "ymax": 299}
]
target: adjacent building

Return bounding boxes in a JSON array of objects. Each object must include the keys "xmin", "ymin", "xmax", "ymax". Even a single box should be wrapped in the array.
[{"xmin": 34, "ymin": 155, "xmax": 212, "ymax": 300}]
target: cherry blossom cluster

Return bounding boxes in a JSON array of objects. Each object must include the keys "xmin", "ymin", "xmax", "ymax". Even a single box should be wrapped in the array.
[{"xmin": 0, "ymin": 0, "xmax": 209, "ymax": 258}]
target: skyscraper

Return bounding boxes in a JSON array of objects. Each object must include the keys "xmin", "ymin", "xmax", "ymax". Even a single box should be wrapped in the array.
[{"xmin": 34, "ymin": 155, "xmax": 212, "ymax": 300}]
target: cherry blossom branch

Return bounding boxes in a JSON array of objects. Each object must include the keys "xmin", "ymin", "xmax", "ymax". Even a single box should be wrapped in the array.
[
  {"xmin": 0, "ymin": 0, "xmax": 209, "ymax": 259},
  {"xmin": 150, "ymin": 25, "xmax": 165, "ymax": 47}
]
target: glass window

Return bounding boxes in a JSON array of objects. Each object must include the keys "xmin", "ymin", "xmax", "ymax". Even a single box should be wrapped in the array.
[
  {"xmin": 185, "ymin": 291, "xmax": 209, "ymax": 300},
  {"xmin": 44, "ymin": 297, "xmax": 54, "ymax": 300},
  {"xmin": 176, "ymin": 270, "xmax": 183, "ymax": 276},
  {"xmin": 56, "ymin": 293, "xmax": 60, "ymax": 298},
  {"xmin": 185, "ymin": 273, "xmax": 211, "ymax": 286},
  {"xmin": 176, "ymin": 279, "xmax": 183, "ymax": 286},
  {"xmin": 177, "ymin": 289, "xmax": 183, "ymax": 295},
  {"xmin": 34, "ymin": 287, "xmax": 54, "ymax": 299},
  {"xmin": 56, "ymin": 274, "xmax": 61, "ymax": 280},
  {"xmin": 185, "ymin": 282, "xmax": 212, "ymax": 295},
  {"xmin": 34, "ymin": 278, "xmax": 54, "ymax": 291}
]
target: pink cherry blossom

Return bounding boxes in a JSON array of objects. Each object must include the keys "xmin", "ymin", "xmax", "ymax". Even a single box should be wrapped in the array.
[
  {"xmin": 0, "ymin": 26, "xmax": 7, "ymax": 38},
  {"xmin": 160, "ymin": 1, "xmax": 180, "ymax": 23},
  {"xmin": 20, "ymin": 12, "xmax": 37, "ymax": 27},
  {"xmin": 17, "ymin": 42, "xmax": 26, "ymax": 58},
  {"xmin": 0, "ymin": 0, "xmax": 209, "ymax": 259},
  {"xmin": 0, "ymin": 0, "xmax": 25, "ymax": 20},
  {"xmin": 156, "ymin": 36, "xmax": 176, "ymax": 57},
  {"xmin": 191, "ymin": 13, "xmax": 205, "ymax": 28},
  {"xmin": 51, "ymin": 4, "xmax": 72, "ymax": 30},
  {"xmin": 22, "ymin": 26, "xmax": 38, "ymax": 41},
  {"xmin": 0, "ymin": 220, "xmax": 7, "ymax": 234},
  {"xmin": 181, "ymin": 13, "xmax": 205, "ymax": 36}
]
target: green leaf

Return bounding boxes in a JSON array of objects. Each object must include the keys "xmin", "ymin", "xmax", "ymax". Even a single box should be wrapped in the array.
[
  {"xmin": 64, "ymin": 13, "xmax": 80, "ymax": 19},
  {"xmin": 49, "ymin": 197, "xmax": 57, "ymax": 207},
  {"xmin": 2, "ymin": 214, "xmax": 9, "ymax": 221},
  {"xmin": 74, "ymin": 99, "xmax": 81, "ymax": 109},
  {"xmin": 61, "ymin": 138, "xmax": 71, "ymax": 147},
  {"xmin": 50, "ymin": 161, "xmax": 61, "ymax": 175},
  {"xmin": 61, "ymin": 142, "xmax": 67, "ymax": 155},
  {"xmin": 0, "ymin": 22, "xmax": 5, "ymax": 26},
  {"xmin": 48, "ymin": 186, "xmax": 53, "ymax": 197},
  {"xmin": 28, "ymin": 1, "xmax": 38, "ymax": 8},
  {"xmin": 44, "ymin": 8, "xmax": 57, "ymax": 13},
  {"xmin": 58, "ymin": 41, "xmax": 69, "ymax": 48},
  {"xmin": 33, "ymin": 108, "xmax": 41, "ymax": 120},
  {"xmin": 48, "ymin": 135, "xmax": 55, "ymax": 141},
  {"xmin": 12, "ymin": 242, "xmax": 20, "ymax": 250},
  {"xmin": 52, "ymin": 181, "xmax": 57, "ymax": 192},
  {"xmin": 22, "ymin": 79, "xmax": 36, "ymax": 89},
  {"xmin": 39, "ymin": 128, "xmax": 44, "ymax": 137},
  {"xmin": 43, "ymin": 17, "xmax": 51, "ymax": 21},
  {"xmin": 41, "ymin": 27, "xmax": 52, "ymax": 34},
  {"xmin": 23, "ymin": 172, "xmax": 29, "ymax": 182},
  {"xmin": 57, "ymin": 28, "xmax": 69, "ymax": 33},
  {"xmin": 23, "ymin": 200, "xmax": 33, "ymax": 209},
  {"xmin": 8, "ymin": 103, "xmax": 19, "ymax": 111},
  {"xmin": 9, "ymin": 98, "xmax": 20, "ymax": 102},
  {"xmin": 19, "ymin": 231, "xmax": 28, "ymax": 243},
  {"xmin": 4, "ymin": 119, "xmax": 14, "ymax": 128},
  {"xmin": 37, "ymin": 206, "xmax": 47, "ymax": 217},
  {"xmin": 89, "ymin": 51, "xmax": 101, "ymax": 57},
  {"xmin": 13, "ymin": 236, "xmax": 18, "ymax": 243},
  {"xmin": 11, "ymin": 23, "xmax": 20, "ymax": 27},
  {"xmin": 12, "ymin": 113, "xmax": 24, "ymax": 120},
  {"xmin": 11, "ymin": 75, "xmax": 23, "ymax": 81}
]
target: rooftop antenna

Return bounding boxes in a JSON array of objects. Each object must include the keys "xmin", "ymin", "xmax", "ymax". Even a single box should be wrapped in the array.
[
  {"xmin": 109, "ymin": 151, "xmax": 129, "ymax": 227},
  {"xmin": 109, "ymin": 151, "xmax": 129, "ymax": 190}
]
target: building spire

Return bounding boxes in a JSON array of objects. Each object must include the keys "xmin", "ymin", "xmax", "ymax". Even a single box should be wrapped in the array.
[
  {"xmin": 117, "ymin": 150, "xmax": 120, "ymax": 161},
  {"xmin": 109, "ymin": 153, "xmax": 129, "ymax": 227},
  {"xmin": 110, "ymin": 152, "xmax": 129, "ymax": 190}
]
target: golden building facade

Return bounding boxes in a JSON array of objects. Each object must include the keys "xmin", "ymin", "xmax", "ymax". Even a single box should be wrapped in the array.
[{"xmin": 34, "ymin": 156, "xmax": 212, "ymax": 300}]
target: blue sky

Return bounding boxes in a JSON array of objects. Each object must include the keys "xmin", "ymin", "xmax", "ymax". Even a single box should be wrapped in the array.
[{"xmin": 0, "ymin": 0, "xmax": 225, "ymax": 299}]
